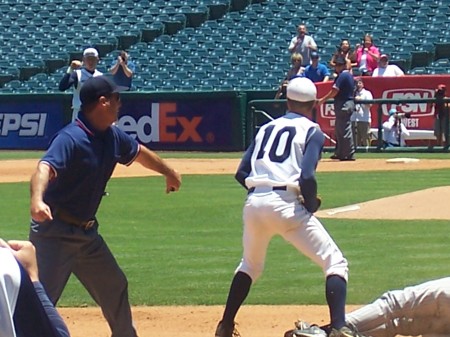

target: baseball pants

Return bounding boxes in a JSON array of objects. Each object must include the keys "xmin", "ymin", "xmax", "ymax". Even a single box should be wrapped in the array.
[
  {"xmin": 29, "ymin": 219, "xmax": 138, "ymax": 337},
  {"xmin": 334, "ymin": 101, "xmax": 355, "ymax": 159},
  {"xmin": 346, "ymin": 278, "xmax": 450, "ymax": 337},
  {"xmin": 235, "ymin": 188, "xmax": 348, "ymax": 282}
]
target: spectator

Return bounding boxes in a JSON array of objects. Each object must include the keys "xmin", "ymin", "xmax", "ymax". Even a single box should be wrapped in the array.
[
  {"xmin": 109, "ymin": 50, "xmax": 135, "ymax": 90},
  {"xmin": 318, "ymin": 57, "xmax": 356, "ymax": 161},
  {"xmin": 382, "ymin": 108, "xmax": 410, "ymax": 147},
  {"xmin": 288, "ymin": 24, "xmax": 318, "ymax": 67},
  {"xmin": 372, "ymin": 54, "xmax": 404, "ymax": 77},
  {"xmin": 0, "ymin": 238, "xmax": 70, "ymax": 337},
  {"xmin": 354, "ymin": 34, "xmax": 380, "ymax": 76},
  {"xmin": 59, "ymin": 47, "xmax": 103, "ymax": 122},
  {"xmin": 433, "ymin": 84, "xmax": 449, "ymax": 147},
  {"xmin": 330, "ymin": 39, "xmax": 357, "ymax": 74},
  {"xmin": 351, "ymin": 78, "xmax": 373, "ymax": 148},
  {"xmin": 303, "ymin": 51, "xmax": 330, "ymax": 83},
  {"xmin": 30, "ymin": 76, "xmax": 182, "ymax": 337},
  {"xmin": 275, "ymin": 53, "xmax": 305, "ymax": 99}
]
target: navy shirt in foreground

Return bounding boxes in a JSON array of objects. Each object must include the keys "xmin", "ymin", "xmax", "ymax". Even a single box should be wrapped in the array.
[{"xmin": 13, "ymin": 260, "xmax": 70, "ymax": 337}]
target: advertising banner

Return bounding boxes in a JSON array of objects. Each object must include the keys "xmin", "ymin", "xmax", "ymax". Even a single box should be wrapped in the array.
[
  {"xmin": 0, "ymin": 94, "xmax": 237, "ymax": 151},
  {"xmin": 117, "ymin": 96, "xmax": 235, "ymax": 151},
  {"xmin": 315, "ymin": 75, "xmax": 450, "ymax": 146},
  {"xmin": 0, "ymin": 101, "xmax": 64, "ymax": 149}
]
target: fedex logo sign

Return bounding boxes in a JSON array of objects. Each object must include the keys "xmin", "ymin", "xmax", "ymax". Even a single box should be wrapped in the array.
[
  {"xmin": 382, "ymin": 88, "xmax": 435, "ymax": 117},
  {"xmin": 117, "ymin": 103, "xmax": 203, "ymax": 143},
  {"xmin": 0, "ymin": 113, "xmax": 47, "ymax": 136}
]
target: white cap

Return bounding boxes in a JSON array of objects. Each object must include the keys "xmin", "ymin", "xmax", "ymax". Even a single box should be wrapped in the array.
[
  {"xmin": 287, "ymin": 77, "xmax": 317, "ymax": 102},
  {"xmin": 83, "ymin": 47, "xmax": 99, "ymax": 58}
]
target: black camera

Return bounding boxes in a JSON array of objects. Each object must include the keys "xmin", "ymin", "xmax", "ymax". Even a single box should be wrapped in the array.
[{"xmin": 394, "ymin": 112, "xmax": 411, "ymax": 119}]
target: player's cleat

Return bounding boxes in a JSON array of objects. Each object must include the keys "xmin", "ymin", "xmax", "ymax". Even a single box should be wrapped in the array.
[
  {"xmin": 215, "ymin": 320, "xmax": 241, "ymax": 337},
  {"xmin": 291, "ymin": 321, "xmax": 327, "ymax": 337},
  {"xmin": 328, "ymin": 325, "xmax": 366, "ymax": 337}
]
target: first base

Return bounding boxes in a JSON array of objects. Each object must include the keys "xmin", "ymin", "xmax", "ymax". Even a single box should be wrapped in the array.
[{"xmin": 386, "ymin": 158, "xmax": 420, "ymax": 164}]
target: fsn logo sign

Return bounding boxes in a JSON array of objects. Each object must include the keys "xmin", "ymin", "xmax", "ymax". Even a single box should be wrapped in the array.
[
  {"xmin": 0, "ymin": 113, "xmax": 47, "ymax": 136},
  {"xmin": 382, "ymin": 89, "xmax": 435, "ymax": 117},
  {"xmin": 117, "ymin": 103, "xmax": 203, "ymax": 143}
]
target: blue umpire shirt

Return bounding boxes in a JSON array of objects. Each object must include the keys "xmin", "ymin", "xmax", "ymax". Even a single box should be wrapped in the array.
[
  {"xmin": 40, "ymin": 113, "xmax": 139, "ymax": 221},
  {"xmin": 333, "ymin": 70, "xmax": 355, "ymax": 111}
]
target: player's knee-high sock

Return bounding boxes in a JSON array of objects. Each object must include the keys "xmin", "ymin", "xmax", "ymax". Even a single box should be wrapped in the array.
[
  {"xmin": 222, "ymin": 271, "xmax": 252, "ymax": 325},
  {"xmin": 326, "ymin": 274, "xmax": 347, "ymax": 329}
]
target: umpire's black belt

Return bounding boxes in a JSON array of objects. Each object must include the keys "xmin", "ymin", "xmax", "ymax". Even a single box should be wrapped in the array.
[
  {"xmin": 247, "ymin": 186, "xmax": 287, "ymax": 194},
  {"xmin": 54, "ymin": 208, "xmax": 96, "ymax": 230}
]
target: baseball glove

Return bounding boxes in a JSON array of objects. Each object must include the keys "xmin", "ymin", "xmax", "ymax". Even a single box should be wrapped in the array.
[
  {"xmin": 299, "ymin": 195, "xmax": 322, "ymax": 213},
  {"xmin": 284, "ymin": 320, "xmax": 327, "ymax": 337}
]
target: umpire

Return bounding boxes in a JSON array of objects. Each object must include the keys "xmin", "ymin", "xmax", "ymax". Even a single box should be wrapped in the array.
[
  {"xmin": 29, "ymin": 76, "xmax": 181, "ymax": 337},
  {"xmin": 318, "ymin": 56, "xmax": 356, "ymax": 161}
]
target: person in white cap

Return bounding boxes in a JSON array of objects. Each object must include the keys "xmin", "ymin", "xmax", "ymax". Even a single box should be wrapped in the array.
[
  {"xmin": 59, "ymin": 47, "xmax": 103, "ymax": 122},
  {"xmin": 215, "ymin": 77, "xmax": 360, "ymax": 337},
  {"xmin": 372, "ymin": 54, "xmax": 404, "ymax": 77}
]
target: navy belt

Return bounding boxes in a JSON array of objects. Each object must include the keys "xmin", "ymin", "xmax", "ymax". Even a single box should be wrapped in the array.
[{"xmin": 247, "ymin": 186, "xmax": 287, "ymax": 194}]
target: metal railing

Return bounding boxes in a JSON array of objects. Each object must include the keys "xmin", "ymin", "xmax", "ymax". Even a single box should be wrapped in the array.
[{"xmin": 247, "ymin": 97, "xmax": 450, "ymax": 152}]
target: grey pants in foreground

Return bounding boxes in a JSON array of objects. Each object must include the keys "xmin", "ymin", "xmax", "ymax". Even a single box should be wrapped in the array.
[{"xmin": 29, "ymin": 219, "xmax": 138, "ymax": 337}]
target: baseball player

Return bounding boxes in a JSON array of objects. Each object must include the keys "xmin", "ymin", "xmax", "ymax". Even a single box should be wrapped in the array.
[
  {"xmin": 290, "ymin": 276, "xmax": 450, "ymax": 337},
  {"xmin": 59, "ymin": 47, "xmax": 103, "ymax": 122},
  {"xmin": 0, "ymin": 238, "xmax": 70, "ymax": 337},
  {"xmin": 30, "ymin": 76, "xmax": 181, "ymax": 337},
  {"xmin": 215, "ymin": 77, "xmax": 360, "ymax": 337}
]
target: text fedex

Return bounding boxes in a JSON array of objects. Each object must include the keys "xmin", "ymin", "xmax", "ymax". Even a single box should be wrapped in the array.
[
  {"xmin": 117, "ymin": 103, "xmax": 203, "ymax": 143},
  {"xmin": 0, "ymin": 113, "xmax": 47, "ymax": 136}
]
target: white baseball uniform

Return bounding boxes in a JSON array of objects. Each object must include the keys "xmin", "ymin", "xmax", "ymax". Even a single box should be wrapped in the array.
[
  {"xmin": 234, "ymin": 112, "xmax": 348, "ymax": 283},
  {"xmin": 217, "ymin": 78, "xmax": 352, "ymax": 336},
  {"xmin": 346, "ymin": 277, "xmax": 450, "ymax": 337}
]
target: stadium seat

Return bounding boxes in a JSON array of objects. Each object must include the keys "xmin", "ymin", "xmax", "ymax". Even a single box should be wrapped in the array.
[
  {"xmin": 434, "ymin": 43, "xmax": 450, "ymax": 60},
  {"xmin": 410, "ymin": 51, "xmax": 432, "ymax": 69},
  {"xmin": 1, "ymin": 0, "xmax": 445, "ymax": 93}
]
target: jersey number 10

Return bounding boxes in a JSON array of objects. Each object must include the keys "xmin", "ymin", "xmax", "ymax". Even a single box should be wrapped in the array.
[{"xmin": 256, "ymin": 125, "xmax": 295, "ymax": 163}]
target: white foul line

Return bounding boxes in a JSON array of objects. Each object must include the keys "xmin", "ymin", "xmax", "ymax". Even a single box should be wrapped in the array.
[{"xmin": 326, "ymin": 204, "xmax": 360, "ymax": 215}]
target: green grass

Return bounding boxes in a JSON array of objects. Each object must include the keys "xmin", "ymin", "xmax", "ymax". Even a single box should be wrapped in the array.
[
  {"xmin": 2, "ymin": 169, "xmax": 450, "ymax": 306},
  {"xmin": 0, "ymin": 150, "xmax": 244, "ymax": 160},
  {"xmin": 1, "ymin": 149, "xmax": 450, "ymax": 161}
]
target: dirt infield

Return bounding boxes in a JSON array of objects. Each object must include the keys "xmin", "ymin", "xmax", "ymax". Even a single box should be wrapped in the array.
[
  {"xmin": 58, "ymin": 305, "xmax": 363, "ymax": 337},
  {"xmin": 3, "ymin": 157, "xmax": 450, "ymax": 183},
  {"xmin": 2, "ymin": 157, "xmax": 450, "ymax": 336}
]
